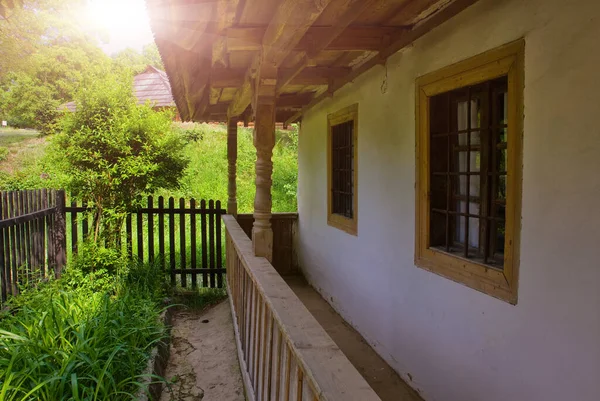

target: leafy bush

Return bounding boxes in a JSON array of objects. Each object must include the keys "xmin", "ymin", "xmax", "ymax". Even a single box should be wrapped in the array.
[{"xmin": 51, "ymin": 72, "xmax": 189, "ymax": 244}]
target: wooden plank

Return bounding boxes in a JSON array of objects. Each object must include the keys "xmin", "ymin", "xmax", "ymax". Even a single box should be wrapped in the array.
[
  {"xmin": 0, "ymin": 195, "xmax": 5, "ymax": 302},
  {"xmin": 216, "ymin": 200, "xmax": 223, "ymax": 288},
  {"xmin": 158, "ymin": 196, "xmax": 166, "ymax": 270},
  {"xmin": 169, "ymin": 197, "xmax": 176, "ymax": 286},
  {"xmin": 82, "ymin": 200, "xmax": 89, "ymax": 240},
  {"xmin": 286, "ymin": 0, "xmax": 481, "ymax": 125},
  {"xmin": 137, "ymin": 205, "xmax": 144, "ymax": 262},
  {"xmin": 212, "ymin": 0, "xmax": 241, "ymax": 67},
  {"xmin": 215, "ymin": 67, "xmax": 348, "ymax": 89},
  {"xmin": 33, "ymin": 190, "xmax": 42, "ymax": 275},
  {"xmin": 148, "ymin": 196, "xmax": 155, "ymax": 265},
  {"xmin": 190, "ymin": 198, "xmax": 198, "ymax": 288},
  {"xmin": 261, "ymin": 0, "xmax": 333, "ymax": 67},
  {"xmin": 179, "ymin": 198, "xmax": 187, "ymax": 287},
  {"xmin": 46, "ymin": 191, "xmax": 55, "ymax": 274},
  {"xmin": 70, "ymin": 199, "xmax": 78, "ymax": 254},
  {"xmin": 209, "ymin": 200, "xmax": 216, "ymax": 287},
  {"xmin": 276, "ymin": 0, "xmax": 385, "ymax": 93},
  {"xmin": 54, "ymin": 190, "xmax": 66, "ymax": 278},
  {"xmin": 9, "ymin": 192, "xmax": 20, "ymax": 287},
  {"xmin": 226, "ymin": 26, "xmax": 396, "ymax": 52},
  {"xmin": 201, "ymin": 199, "xmax": 208, "ymax": 286},
  {"xmin": 228, "ymin": 0, "xmax": 332, "ymax": 118},
  {"xmin": 126, "ymin": 214, "xmax": 133, "ymax": 258},
  {"xmin": 40, "ymin": 190, "xmax": 46, "ymax": 279},
  {"xmin": 223, "ymin": 215, "xmax": 382, "ymax": 401},
  {"xmin": 23, "ymin": 191, "xmax": 31, "ymax": 277}
]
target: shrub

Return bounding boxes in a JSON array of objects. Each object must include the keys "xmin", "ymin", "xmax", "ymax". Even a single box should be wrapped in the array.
[{"xmin": 51, "ymin": 72, "xmax": 189, "ymax": 245}]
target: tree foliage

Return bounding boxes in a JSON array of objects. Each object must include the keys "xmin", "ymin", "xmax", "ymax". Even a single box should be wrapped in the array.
[
  {"xmin": 112, "ymin": 43, "xmax": 164, "ymax": 74},
  {"xmin": 51, "ymin": 72, "xmax": 188, "ymax": 243}
]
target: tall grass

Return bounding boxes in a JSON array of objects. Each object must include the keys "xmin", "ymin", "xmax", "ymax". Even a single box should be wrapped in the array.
[
  {"xmin": 0, "ymin": 254, "xmax": 168, "ymax": 401},
  {"xmin": 159, "ymin": 123, "xmax": 298, "ymax": 213}
]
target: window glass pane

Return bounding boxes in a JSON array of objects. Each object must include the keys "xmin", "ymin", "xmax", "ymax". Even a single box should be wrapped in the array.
[
  {"xmin": 497, "ymin": 175, "xmax": 507, "ymax": 201},
  {"xmin": 497, "ymin": 148, "xmax": 507, "ymax": 172},
  {"xmin": 331, "ymin": 120, "xmax": 354, "ymax": 218},
  {"xmin": 497, "ymin": 91, "xmax": 508, "ymax": 126},
  {"xmin": 429, "ymin": 74, "xmax": 509, "ymax": 267}
]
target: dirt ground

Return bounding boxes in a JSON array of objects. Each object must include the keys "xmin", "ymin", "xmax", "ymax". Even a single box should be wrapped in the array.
[{"xmin": 160, "ymin": 301, "xmax": 245, "ymax": 401}]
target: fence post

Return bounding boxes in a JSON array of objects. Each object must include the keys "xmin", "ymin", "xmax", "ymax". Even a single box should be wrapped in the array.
[{"xmin": 54, "ymin": 190, "xmax": 67, "ymax": 278}]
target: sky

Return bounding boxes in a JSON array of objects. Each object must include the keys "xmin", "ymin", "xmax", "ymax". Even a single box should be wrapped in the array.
[{"xmin": 80, "ymin": 0, "xmax": 155, "ymax": 55}]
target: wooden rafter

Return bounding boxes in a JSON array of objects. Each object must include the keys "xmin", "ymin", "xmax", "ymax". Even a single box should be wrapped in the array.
[
  {"xmin": 148, "ymin": 0, "xmax": 483, "ymax": 123},
  {"xmin": 213, "ymin": 67, "xmax": 350, "ymax": 88},
  {"xmin": 212, "ymin": 0, "xmax": 242, "ymax": 67},
  {"xmin": 275, "ymin": 0, "xmax": 387, "ymax": 93},
  {"xmin": 227, "ymin": 0, "xmax": 333, "ymax": 119},
  {"xmin": 226, "ymin": 26, "xmax": 401, "ymax": 53},
  {"xmin": 285, "ymin": 0, "xmax": 481, "ymax": 124}
]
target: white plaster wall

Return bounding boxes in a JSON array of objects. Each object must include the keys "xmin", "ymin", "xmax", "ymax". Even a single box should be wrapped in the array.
[{"xmin": 297, "ymin": 0, "xmax": 600, "ymax": 400}]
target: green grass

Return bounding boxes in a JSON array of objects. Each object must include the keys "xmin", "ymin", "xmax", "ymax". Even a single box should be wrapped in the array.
[
  {"xmin": 0, "ymin": 257, "xmax": 169, "ymax": 401},
  {"xmin": 0, "ymin": 123, "xmax": 298, "ymax": 213},
  {"xmin": 0, "ymin": 128, "xmax": 39, "ymax": 147},
  {"xmin": 158, "ymin": 123, "xmax": 298, "ymax": 213}
]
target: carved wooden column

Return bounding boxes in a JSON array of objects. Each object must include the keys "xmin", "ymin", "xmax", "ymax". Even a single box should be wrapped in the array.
[
  {"xmin": 227, "ymin": 117, "xmax": 238, "ymax": 217},
  {"xmin": 252, "ymin": 62, "xmax": 277, "ymax": 262}
]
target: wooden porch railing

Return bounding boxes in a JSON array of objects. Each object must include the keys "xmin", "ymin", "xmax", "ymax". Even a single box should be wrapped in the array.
[
  {"xmin": 224, "ymin": 215, "xmax": 381, "ymax": 401},
  {"xmin": 236, "ymin": 213, "xmax": 297, "ymax": 276}
]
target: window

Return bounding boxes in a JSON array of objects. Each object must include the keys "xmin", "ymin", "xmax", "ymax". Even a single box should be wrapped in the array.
[
  {"xmin": 328, "ymin": 104, "xmax": 358, "ymax": 235},
  {"xmin": 415, "ymin": 40, "xmax": 524, "ymax": 304}
]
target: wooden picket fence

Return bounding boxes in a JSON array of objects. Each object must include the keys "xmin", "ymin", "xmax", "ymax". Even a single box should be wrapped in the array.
[
  {"xmin": 0, "ymin": 190, "xmax": 66, "ymax": 302},
  {"xmin": 0, "ymin": 190, "xmax": 226, "ymax": 303},
  {"xmin": 65, "ymin": 196, "xmax": 226, "ymax": 289}
]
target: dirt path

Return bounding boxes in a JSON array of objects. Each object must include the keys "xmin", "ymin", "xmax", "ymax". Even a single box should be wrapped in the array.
[{"xmin": 160, "ymin": 301, "xmax": 245, "ymax": 401}]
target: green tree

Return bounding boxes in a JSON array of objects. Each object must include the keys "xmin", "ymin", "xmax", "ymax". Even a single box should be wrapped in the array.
[
  {"xmin": 0, "ymin": 44, "xmax": 110, "ymax": 131},
  {"xmin": 112, "ymin": 43, "xmax": 165, "ymax": 74},
  {"xmin": 51, "ymin": 72, "xmax": 188, "ymax": 244}
]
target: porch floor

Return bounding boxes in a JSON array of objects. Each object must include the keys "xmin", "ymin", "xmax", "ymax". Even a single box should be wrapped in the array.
[{"xmin": 283, "ymin": 275, "xmax": 424, "ymax": 401}]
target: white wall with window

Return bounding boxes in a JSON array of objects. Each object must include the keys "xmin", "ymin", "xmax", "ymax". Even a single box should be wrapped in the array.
[{"xmin": 297, "ymin": 0, "xmax": 600, "ymax": 400}]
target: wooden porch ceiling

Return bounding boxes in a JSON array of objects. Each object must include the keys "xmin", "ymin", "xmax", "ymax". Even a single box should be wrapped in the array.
[{"xmin": 146, "ymin": 0, "xmax": 479, "ymax": 124}]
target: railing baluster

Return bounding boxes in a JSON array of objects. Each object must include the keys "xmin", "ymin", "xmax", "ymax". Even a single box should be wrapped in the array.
[
  {"xmin": 223, "ymin": 215, "xmax": 381, "ymax": 401},
  {"xmin": 254, "ymin": 297, "xmax": 263, "ymax": 392}
]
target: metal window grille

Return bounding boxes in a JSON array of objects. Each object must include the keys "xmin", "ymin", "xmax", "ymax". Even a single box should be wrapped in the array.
[
  {"xmin": 429, "ymin": 76, "xmax": 508, "ymax": 269},
  {"xmin": 331, "ymin": 120, "xmax": 354, "ymax": 218}
]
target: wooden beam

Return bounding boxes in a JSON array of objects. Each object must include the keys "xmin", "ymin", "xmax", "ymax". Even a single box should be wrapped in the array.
[
  {"xmin": 227, "ymin": 117, "xmax": 238, "ymax": 216},
  {"xmin": 261, "ymin": 0, "xmax": 333, "ymax": 66},
  {"xmin": 210, "ymin": 87, "xmax": 222, "ymax": 105},
  {"xmin": 213, "ymin": 67, "xmax": 350, "ymax": 88},
  {"xmin": 276, "ymin": 93, "xmax": 316, "ymax": 109},
  {"xmin": 226, "ymin": 26, "xmax": 399, "ymax": 52},
  {"xmin": 285, "ymin": 0, "xmax": 481, "ymax": 125},
  {"xmin": 275, "ymin": 0, "xmax": 387, "ymax": 93},
  {"xmin": 227, "ymin": 57, "xmax": 259, "ymax": 119},
  {"xmin": 212, "ymin": 0, "xmax": 241, "ymax": 67},
  {"xmin": 227, "ymin": 0, "xmax": 333, "ymax": 118}
]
